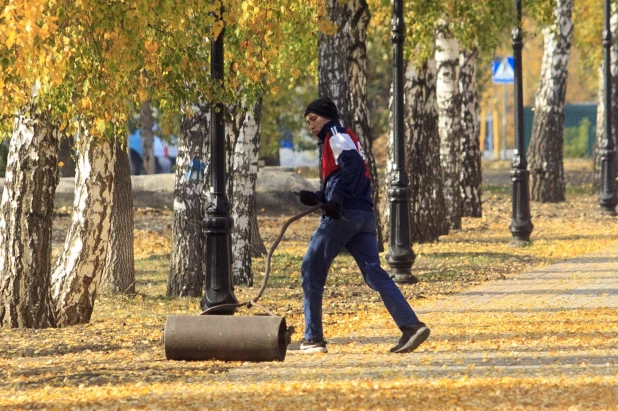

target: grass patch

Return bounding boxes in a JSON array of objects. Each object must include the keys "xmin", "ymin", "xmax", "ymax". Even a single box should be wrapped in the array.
[{"xmin": 484, "ymin": 184, "xmax": 510, "ymax": 195}]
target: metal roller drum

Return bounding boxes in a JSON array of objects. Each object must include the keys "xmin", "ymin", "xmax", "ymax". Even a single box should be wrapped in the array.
[{"xmin": 164, "ymin": 315, "xmax": 288, "ymax": 362}]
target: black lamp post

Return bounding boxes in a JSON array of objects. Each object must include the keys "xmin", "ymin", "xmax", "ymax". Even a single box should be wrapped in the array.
[
  {"xmin": 599, "ymin": 0, "xmax": 618, "ymax": 215},
  {"xmin": 200, "ymin": 11, "xmax": 239, "ymax": 313},
  {"xmin": 508, "ymin": 0, "xmax": 534, "ymax": 245},
  {"xmin": 386, "ymin": 0, "xmax": 417, "ymax": 284}
]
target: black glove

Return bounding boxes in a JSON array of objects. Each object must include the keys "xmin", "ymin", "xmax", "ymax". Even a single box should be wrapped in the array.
[
  {"xmin": 323, "ymin": 201, "xmax": 342, "ymax": 219},
  {"xmin": 298, "ymin": 190, "xmax": 319, "ymax": 206}
]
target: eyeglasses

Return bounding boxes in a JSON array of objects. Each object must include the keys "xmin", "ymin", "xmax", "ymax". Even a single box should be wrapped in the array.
[{"xmin": 306, "ymin": 114, "xmax": 318, "ymax": 125}]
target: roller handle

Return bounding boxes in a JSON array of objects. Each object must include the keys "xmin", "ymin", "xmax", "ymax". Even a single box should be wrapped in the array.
[{"xmin": 200, "ymin": 201, "xmax": 322, "ymax": 316}]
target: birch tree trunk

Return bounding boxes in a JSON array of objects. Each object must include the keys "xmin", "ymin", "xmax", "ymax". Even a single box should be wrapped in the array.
[
  {"xmin": 595, "ymin": 67, "xmax": 605, "ymax": 191},
  {"xmin": 250, "ymin": 219, "xmax": 267, "ymax": 258},
  {"xmin": 528, "ymin": 0, "xmax": 572, "ymax": 203},
  {"xmin": 229, "ymin": 100, "xmax": 264, "ymax": 286},
  {"xmin": 594, "ymin": 5, "xmax": 618, "ymax": 190},
  {"xmin": 319, "ymin": 0, "xmax": 353, "ymax": 128},
  {"xmin": 52, "ymin": 128, "xmax": 116, "ymax": 326},
  {"xmin": 58, "ymin": 135, "xmax": 76, "ymax": 178},
  {"xmin": 348, "ymin": 0, "xmax": 384, "ymax": 250},
  {"xmin": 170, "ymin": 99, "xmax": 266, "ymax": 292},
  {"xmin": 435, "ymin": 18, "xmax": 463, "ymax": 230},
  {"xmin": 100, "ymin": 137, "xmax": 135, "ymax": 295},
  {"xmin": 404, "ymin": 59, "xmax": 448, "ymax": 243},
  {"xmin": 459, "ymin": 47, "xmax": 483, "ymax": 217},
  {"xmin": 0, "ymin": 103, "xmax": 58, "ymax": 328},
  {"xmin": 140, "ymin": 101, "xmax": 156, "ymax": 175},
  {"xmin": 168, "ymin": 105, "xmax": 209, "ymax": 297},
  {"xmin": 382, "ymin": 84, "xmax": 394, "ymax": 242}
]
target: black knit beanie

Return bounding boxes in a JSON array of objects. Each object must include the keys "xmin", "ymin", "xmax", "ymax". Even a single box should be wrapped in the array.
[{"xmin": 304, "ymin": 97, "xmax": 339, "ymax": 120}]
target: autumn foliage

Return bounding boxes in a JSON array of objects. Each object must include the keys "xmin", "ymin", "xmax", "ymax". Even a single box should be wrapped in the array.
[
  {"xmin": 2, "ymin": 185, "xmax": 618, "ymax": 409},
  {"xmin": 0, "ymin": 0, "xmax": 329, "ymax": 138}
]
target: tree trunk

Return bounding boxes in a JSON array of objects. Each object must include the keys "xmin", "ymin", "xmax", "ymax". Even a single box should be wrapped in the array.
[
  {"xmin": 528, "ymin": 0, "xmax": 572, "ymax": 203},
  {"xmin": 459, "ymin": 47, "xmax": 483, "ymax": 218},
  {"xmin": 58, "ymin": 135, "xmax": 76, "ymax": 178},
  {"xmin": 250, "ymin": 218, "xmax": 267, "ymax": 258},
  {"xmin": 0, "ymin": 104, "xmax": 58, "ymax": 328},
  {"xmin": 594, "ymin": 66, "xmax": 605, "ymax": 192},
  {"xmin": 435, "ymin": 19, "xmax": 462, "ymax": 230},
  {"xmin": 381, "ymin": 84, "xmax": 394, "ymax": 242},
  {"xmin": 348, "ymin": 0, "xmax": 384, "ymax": 250},
  {"xmin": 594, "ymin": 4, "xmax": 618, "ymax": 190},
  {"xmin": 404, "ymin": 59, "xmax": 448, "ymax": 243},
  {"xmin": 168, "ymin": 105, "xmax": 210, "ymax": 297},
  {"xmin": 229, "ymin": 100, "xmax": 264, "ymax": 286},
  {"xmin": 100, "ymin": 137, "xmax": 135, "ymax": 295},
  {"xmin": 51, "ymin": 127, "xmax": 116, "ymax": 326},
  {"xmin": 319, "ymin": 0, "xmax": 353, "ymax": 128},
  {"xmin": 140, "ymin": 101, "xmax": 156, "ymax": 175}
]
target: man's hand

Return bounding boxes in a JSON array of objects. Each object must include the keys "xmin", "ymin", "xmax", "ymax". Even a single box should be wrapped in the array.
[
  {"xmin": 323, "ymin": 201, "xmax": 342, "ymax": 219},
  {"xmin": 298, "ymin": 190, "xmax": 320, "ymax": 206}
]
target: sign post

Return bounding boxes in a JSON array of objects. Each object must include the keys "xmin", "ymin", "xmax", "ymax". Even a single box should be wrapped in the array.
[{"xmin": 492, "ymin": 57, "xmax": 514, "ymax": 159}]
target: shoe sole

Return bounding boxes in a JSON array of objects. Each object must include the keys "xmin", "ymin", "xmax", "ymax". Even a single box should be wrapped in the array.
[
  {"xmin": 297, "ymin": 347, "xmax": 328, "ymax": 354},
  {"xmin": 392, "ymin": 327, "xmax": 430, "ymax": 354}
]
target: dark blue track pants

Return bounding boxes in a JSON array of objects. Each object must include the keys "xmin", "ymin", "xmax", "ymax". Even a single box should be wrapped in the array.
[{"xmin": 301, "ymin": 209, "xmax": 420, "ymax": 341}]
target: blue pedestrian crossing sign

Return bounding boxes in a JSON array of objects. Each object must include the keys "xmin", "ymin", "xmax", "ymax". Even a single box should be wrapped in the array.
[{"xmin": 492, "ymin": 57, "xmax": 515, "ymax": 84}]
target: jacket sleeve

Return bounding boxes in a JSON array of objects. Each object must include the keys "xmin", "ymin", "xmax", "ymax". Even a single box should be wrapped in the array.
[{"xmin": 327, "ymin": 133, "xmax": 366, "ymax": 205}]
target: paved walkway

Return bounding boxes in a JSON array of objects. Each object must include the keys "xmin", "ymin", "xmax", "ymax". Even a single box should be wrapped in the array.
[
  {"xmin": 422, "ymin": 243, "xmax": 618, "ymax": 313},
  {"xmin": 228, "ymin": 242, "xmax": 618, "ymax": 391}
]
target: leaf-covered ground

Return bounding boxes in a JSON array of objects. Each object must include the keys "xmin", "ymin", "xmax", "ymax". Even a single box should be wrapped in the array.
[{"xmin": 2, "ymin": 185, "xmax": 618, "ymax": 410}]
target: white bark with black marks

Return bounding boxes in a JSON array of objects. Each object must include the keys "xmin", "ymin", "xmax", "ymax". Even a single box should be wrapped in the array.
[
  {"xmin": 382, "ymin": 84, "xmax": 394, "ymax": 241},
  {"xmin": 459, "ymin": 47, "xmax": 483, "ymax": 217},
  {"xmin": 528, "ymin": 0, "xmax": 572, "ymax": 203},
  {"xmin": 52, "ymin": 128, "xmax": 115, "ymax": 326},
  {"xmin": 101, "ymin": 137, "xmax": 135, "ymax": 295},
  {"xmin": 168, "ymin": 105, "xmax": 210, "ymax": 297},
  {"xmin": 404, "ymin": 59, "xmax": 449, "ymax": 243},
  {"xmin": 140, "ymin": 101, "xmax": 156, "ymax": 175},
  {"xmin": 0, "ymin": 101, "xmax": 58, "ymax": 328},
  {"xmin": 319, "ymin": 0, "xmax": 353, "ymax": 128},
  {"xmin": 348, "ymin": 0, "xmax": 384, "ymax": 250},
  {"xmin": 229, "ymin": 100, "xmax": 263, "ymax": 286},
  {"xmin": 435, "ymin": 18, "xmax": 462, "ymax": 230}
]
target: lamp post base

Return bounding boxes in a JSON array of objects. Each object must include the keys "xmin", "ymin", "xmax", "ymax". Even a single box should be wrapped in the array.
[
  {"xmin": 508, "ymin": 237, "xmax": 531, "ymax": 248},
  {"xmin": 392, "ymin": 273, "xmax": 419, "ymax": 284},
  {"xmin": 201, "ymin": 215, "xmax": 238, "ymax": 314},
  {"xmin": 599, "ymin": 206, "xmax": 617, "ymax": 216},
  {"xmin": 390, "ymin": 266, "xmax": 419, "ymax": 284}
]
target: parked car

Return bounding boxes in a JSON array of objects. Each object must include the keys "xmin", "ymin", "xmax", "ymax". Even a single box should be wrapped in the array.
[{"xmin": 128, "ymin": 126, "xmax": 178, "ymax": 174}]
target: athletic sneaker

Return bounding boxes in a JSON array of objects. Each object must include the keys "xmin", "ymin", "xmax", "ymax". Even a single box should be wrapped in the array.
[
  {"xmin": 390, "ymin": 322, "xmax": 430, "ymax": 353},
  {"xmin": 298, "ymin": 339, "xmax": 328, "ymax": 353}
]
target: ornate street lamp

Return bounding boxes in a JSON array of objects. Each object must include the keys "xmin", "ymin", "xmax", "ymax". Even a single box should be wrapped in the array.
[
  {"xmin": 509, "ymin": 0, "xmax": 534, "ymax": 245},
  {"xmin": 386, "ymin": 0, "xmax": 417, "ymax": 284},
  {"xmin": 599, "ymin": 0, "xmax": 618, "ymax": 215},
  {"xmin": 201, "ymin": 10, "xmax": 239, "ymax": 313}
]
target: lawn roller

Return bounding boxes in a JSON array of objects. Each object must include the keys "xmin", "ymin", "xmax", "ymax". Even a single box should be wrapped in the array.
[{"xmin": 163, "ymin": 202, "xmax": 322, "ymax": 362}]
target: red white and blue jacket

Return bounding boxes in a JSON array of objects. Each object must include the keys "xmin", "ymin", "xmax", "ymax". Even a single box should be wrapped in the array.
[{"xmin": 315, "ymin": 120, "xmax": 373, "ymax": 213}]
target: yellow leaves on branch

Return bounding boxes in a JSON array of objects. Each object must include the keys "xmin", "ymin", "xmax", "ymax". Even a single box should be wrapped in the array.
[
  {"xmin": 0, "ymin": 0, "xmax": 326, "ymax": 136},
  {"xmin": 221, "ymin": 0, "xmax": 326, "ymax": 92},
  {"xmin": 1, "ymin": 0, "xmax": 153, "ymax": 136},
  {"xmin": 0, "ymin": 1, "xmax": 63, "ymax": 112},
  {"xmin": 1, "ymin": 1, "xmax": 58, "ymax": 47}
]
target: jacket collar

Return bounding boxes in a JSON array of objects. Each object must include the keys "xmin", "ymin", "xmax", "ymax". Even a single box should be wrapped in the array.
[{"xmin": 317, "ymin": 119, "xmax": 342, "ymax": 142}]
